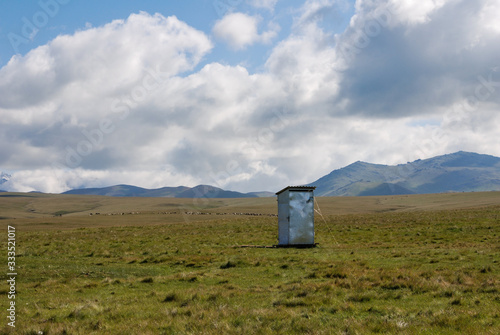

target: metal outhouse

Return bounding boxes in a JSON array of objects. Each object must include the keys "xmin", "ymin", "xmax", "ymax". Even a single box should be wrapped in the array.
[{"xmin": 276, "ymin": 186, "xmax": 316, "ymax": 247}]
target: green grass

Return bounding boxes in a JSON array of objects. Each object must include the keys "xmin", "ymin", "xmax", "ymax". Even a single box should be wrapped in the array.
[{"xmin": 0, "ymin": 193, "xmax": 499, "ymax": 334}]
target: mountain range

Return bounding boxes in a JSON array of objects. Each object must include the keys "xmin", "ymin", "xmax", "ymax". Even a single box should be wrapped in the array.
[
  {"xmin": 309, "ymin": 151, "xmax": 500, "ymax": 196},
  {"xmin": 62, "ymin": 184, "xmax": 274, "ymax": 198},
  {"xmin": 1, "ymin": 151, "xmax": 500, "ymax": 197}
]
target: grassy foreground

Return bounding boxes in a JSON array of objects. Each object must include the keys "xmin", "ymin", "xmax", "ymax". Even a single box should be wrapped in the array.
[{"xmin": 0, "ymin": 192, "xmax": 499, "ymax": 334}]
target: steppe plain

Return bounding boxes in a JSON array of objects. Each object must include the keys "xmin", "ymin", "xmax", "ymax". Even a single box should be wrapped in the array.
[{"xmin": 0, "ymin": 191, "xmax": 499, "ymax": 334}]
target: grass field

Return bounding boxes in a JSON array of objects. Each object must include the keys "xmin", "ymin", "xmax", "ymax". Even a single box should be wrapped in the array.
[{"xmin": 1, "ymin": 192, "xmax": 499, "ymax": 334}]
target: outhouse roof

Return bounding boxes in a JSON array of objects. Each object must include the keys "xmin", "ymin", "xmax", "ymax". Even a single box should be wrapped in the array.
[{"xmin": 276, "ymin": 185, "xmax": 316, "ymax": 195}]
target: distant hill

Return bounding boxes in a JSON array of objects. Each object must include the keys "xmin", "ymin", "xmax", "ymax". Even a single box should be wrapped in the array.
[
  {"xmin": 246, "ymin": 191, "xmax": 276, "ymax": 198},
  {"xmin": 62, "ymin": 184, "xmax": 271, "ymax": 198},
  {"xmin": 309, "ymin": 151, "xmax": 500, "ymax": 196}
]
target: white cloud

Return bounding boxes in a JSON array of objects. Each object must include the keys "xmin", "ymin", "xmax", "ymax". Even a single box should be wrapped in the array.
[
  {"xmin": 249, "ymin": 0, "xmax": 279, "ymax": 11},
  {"xmin": 266, "ymin": 25, "xmax": 340, "ymax": 105},
  {"xmin": 0, "ymin": 11, "xmax": 214, "ymax": 189},
  {"xmin": 212, "ymin": 12, "xmax": 279, "ymax": 50},
  {"xmin": 295, "ymin": 0, "xmax": 345, "ymax": 28},
  {"xmin": 479, "ymin": 0, "xmax": 500, "ymax": 33},
  {"xmin": 386, "ymin": 0, "xmax": 450, "ymax": 26},
  {"xmin": 0, "ymin": 12, "xmax": 212, "ymax": 110}
]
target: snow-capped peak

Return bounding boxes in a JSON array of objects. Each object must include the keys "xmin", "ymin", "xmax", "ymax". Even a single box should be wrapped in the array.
[{"xmin": 0, "ymin": 172, "xmax": 11, "ymax": 184}]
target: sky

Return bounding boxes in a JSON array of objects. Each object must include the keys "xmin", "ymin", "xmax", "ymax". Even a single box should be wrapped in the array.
[{"xmin": 0, "ymin": 0, "xmax": 499, "ymax": 193}]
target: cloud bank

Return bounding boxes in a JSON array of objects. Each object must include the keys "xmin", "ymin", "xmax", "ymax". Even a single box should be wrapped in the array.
[
  {"xmin": 1, "ymin": 1, "xmax": 500, "ymax": 193},
  {"xmin": 213, "ymin": 12, "xmax": 279, "ymax": 50}
]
